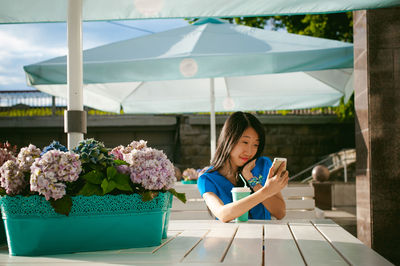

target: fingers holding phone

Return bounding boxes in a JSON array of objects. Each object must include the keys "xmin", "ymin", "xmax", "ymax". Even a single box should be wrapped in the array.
[
  {"xmin": 272, "ymin": 157, "xmax": 286, "ymax": 175},
  {"xmin": 271, "ymin": 158, "xmax": 289, "ymax": 185}
]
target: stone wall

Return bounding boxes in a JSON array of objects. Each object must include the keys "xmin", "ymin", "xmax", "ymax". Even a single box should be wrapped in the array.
[{"xmin": 0, "ymin": 114, "xmax": 354, "ymax": 176}]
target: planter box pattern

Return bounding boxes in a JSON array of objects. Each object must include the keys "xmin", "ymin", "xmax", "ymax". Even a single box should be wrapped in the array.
[{"xmin": 0, "ymin": 192, "xmax": 172, "ymax": 256}]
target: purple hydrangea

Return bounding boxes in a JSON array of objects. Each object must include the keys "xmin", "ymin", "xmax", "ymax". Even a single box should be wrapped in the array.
[
  {"xmin": 0, "ymin": 160, "xmax": 26, "ymax": 194},
  {"xmin": 17, "ymin": 144, "xmax": 41, "ymax": 172},
  {"xmin": 113, "ymin": 140, "xmax": 176, "ymax": 191},
  {"xmin": 30, "ymin": 150, "xmax": 82, "ymax": 200}
]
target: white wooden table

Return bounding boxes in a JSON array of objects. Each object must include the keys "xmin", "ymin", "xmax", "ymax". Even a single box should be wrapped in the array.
[{"xmin": 0, "ymin": 219, "xmax": 393, "ymax": 266}]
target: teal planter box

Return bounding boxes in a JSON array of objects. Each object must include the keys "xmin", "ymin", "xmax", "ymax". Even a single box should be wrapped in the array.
[
  {"xmin": 0, "ymin": 219, "xmax": 6, "ymax": 244},
  {"xmin": 181, "ymin": 180, "xmax": 197, "ymax": 184},
  {"xmin": 0, "ymin": 192, "xmax": 172, "ymax": 256}
]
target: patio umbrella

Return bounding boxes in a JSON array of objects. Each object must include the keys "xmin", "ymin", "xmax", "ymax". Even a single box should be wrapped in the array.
[
  {"xmin": 1, "ymin": 0, "xmax": 398, "ymax": 23},
  {"xmin": 3, "ymin": 1, "xmax": 394, "ymax": 149},
  {"xmin": 24, "ymin": 18, "xmax": 354, "ymax": 156}
]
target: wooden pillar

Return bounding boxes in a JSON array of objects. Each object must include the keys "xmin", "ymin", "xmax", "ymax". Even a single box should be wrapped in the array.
[{"xmin": 353, "ymin": 7, "xmax": 400, "ymax": 264}]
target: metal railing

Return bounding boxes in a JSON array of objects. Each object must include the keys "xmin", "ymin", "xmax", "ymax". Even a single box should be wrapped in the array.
[
  {"xmin": 0, "ymin": 90, "xmax": 67, "ymax": 108},
  {"xmin": 289, "ymin": 148, "xmax": 356, "ymax": 183}
]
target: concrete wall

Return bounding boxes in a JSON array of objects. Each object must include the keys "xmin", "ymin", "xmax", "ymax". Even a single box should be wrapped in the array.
[
  {"xmin": 177, "ymin": 115, "xmax": 354, "ymax": 175},
  {"xmin": 354, "ymin": 7, "xmax": 400, "ymax": 263},
  {"xmin": 1, "ymin": 114, "xmax": 354, "ymax": 176}
]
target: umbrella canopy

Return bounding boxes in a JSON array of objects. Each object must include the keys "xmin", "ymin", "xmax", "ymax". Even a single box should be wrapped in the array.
[
  {"xmin": 24, "ymin": 18, "xmax": 354, "ymax": 114},
  {"xmin": 1, "ymin": 0, "xmax": 399, "ymax": 23},
  {"xmin": 24, "ymin": 18, "xmax": 353, "ymax": 156}
]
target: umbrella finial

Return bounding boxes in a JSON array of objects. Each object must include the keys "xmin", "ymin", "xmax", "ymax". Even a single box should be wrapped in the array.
[{"xmin": 193, "ymin": 18, "xmax": 227, "ymax": 25}]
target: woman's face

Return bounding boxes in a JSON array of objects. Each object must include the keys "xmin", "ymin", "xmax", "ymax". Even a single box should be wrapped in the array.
[{"xmin": 229, "ymin": 127, "xmax": 259, "ymax": 169}]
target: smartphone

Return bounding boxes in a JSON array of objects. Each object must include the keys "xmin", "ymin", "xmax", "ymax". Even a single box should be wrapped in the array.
[{"xmin": 272, "ymin": 157, "xmax": 287, "ymax": 175}]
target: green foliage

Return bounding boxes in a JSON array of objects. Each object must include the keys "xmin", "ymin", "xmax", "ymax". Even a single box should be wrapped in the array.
[
  {"xmin": 50, "ymin": 195, "xmax": 72, "ymax": 216},
  {"xmin": 267, "ymin": 13, "xmax": 353, "ymax": 42},
  {"xmin": 0, "ymin": 107, "xmax": 118, "ymax": 117},
  {"xmin": 168, "ymin": 188, "xmax": 186, "ymax": 204},
  {"xmin": 77, "ymin": 166, "xmax": 133, "ymax": 197},
  {"xmin": 334, "ymin": 94, "xmax": 354, "ymax": 122}
]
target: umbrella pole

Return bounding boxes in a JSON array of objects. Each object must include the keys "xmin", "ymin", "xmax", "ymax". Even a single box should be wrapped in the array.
[
  {"xmin": 210, "ymin": 78, "xmax": 216, "ymax": 160},
  {"xmin": 65, "ymin": 0, "xmax": 86, "ymax": 150}
]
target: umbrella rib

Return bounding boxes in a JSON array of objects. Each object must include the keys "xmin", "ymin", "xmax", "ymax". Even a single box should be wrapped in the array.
[
  {"xmin": 304, "ymin": 70, "xmax": 349, "ymax": 93},
  {"xmin": 121, "ymin": 81, "xmax": 145, "ymax": 102}
]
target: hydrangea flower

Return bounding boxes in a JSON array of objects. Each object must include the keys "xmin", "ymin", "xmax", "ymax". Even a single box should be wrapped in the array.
[
  {"xmin": 73, "ymin": 138, "xmax": 114, "ymax": 167},
  {"xmin": 0, "ymin": 141, "xmax": 17, "ymax": 155},
  {"xmin": 110, "ymin": 140, "xmax": 147, "ymax": 160},
  {"xmin": 0, "ymin": 160, "xmax": 25, "ymax": 194},
  {"xmin": 0, "ymin": 148, "xmax": 16, "ymax": 167},
  {"xmin": 182, "ymin": 168, "xmax": 198, "ymax": 181},
  {"xmin": 30, "ymin": 150, "xmax": 82, "ymax": 201},
  {"xmin": 17, "ymin": 144, "xmax": 41, "ymax": 172},
  {"xmin": 41, "ymin": 140, "xmax": 68, "ymax": 156},
  {"xmin": 113, "ymin": 140, "xmax": 176, "ymax": 191}
]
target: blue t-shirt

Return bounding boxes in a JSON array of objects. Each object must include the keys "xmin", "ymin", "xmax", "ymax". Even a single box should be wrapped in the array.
[{"xmin": 197, "ymin": 156, "xmax": 273, "ymax": 220}]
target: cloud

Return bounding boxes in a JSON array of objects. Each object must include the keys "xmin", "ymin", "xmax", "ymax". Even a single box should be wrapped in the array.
[
  {"xmin": 0, "ymin": 30, "xmax": 67, "ymax": 62},
  {"xmin": 0, "ymin": 75, "xmax": 25, "ymax": 85}
]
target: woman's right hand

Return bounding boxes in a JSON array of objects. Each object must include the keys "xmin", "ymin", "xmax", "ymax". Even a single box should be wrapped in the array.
[{"xmin": 263, "ymin": 161, "xmax": 288, "ymax": 197}]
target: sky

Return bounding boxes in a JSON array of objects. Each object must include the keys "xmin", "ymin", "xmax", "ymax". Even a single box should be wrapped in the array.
[{"xmin": 0, "ymin": 19, "xmax": 188, "ymax": 91}]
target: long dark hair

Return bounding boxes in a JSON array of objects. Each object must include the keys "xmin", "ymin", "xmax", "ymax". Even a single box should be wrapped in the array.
[{"xmin": 210, "ymin": 112, "xmax": 265, "ymax": 184}]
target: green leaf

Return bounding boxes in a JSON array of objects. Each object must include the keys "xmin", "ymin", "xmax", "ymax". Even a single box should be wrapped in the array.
[
  {"xmin": 141, "ymin": 191, "xmax": 157, "ymax": 202},
  {"xmin": 82, "ymin": 170, "xmax": 104, "ymax": 184},
  {"xmin": 0, "ymin": 187, "xmax": 6, "ymax": 196},
  {"xmin": 50, "ymin": 196, "xmax": 72, "ymax": 216},
  {"xmin": 88, "ymin": 163, "xmax": 103, "ymax": 172},
  {"xmin": 113, "ymin": 173, "xmax": 133, "ymax": 192},
  {"xmin": 114, "ymin": 159, "xmax": 129, "ymax": 166},
  {"xmin": 106, "ymin": 166, "xmax": 117, "ymax": 180},
  {"xmin": 101, "ymin": 179, "xmax": 117, "ymax": 194},
  {"xmin": 168, "ymin": 188, "xmax": 187, "ymax": 203},
  {"xmin": 78, "ymin": 183, "xmax": 103, "ymax": 196}
]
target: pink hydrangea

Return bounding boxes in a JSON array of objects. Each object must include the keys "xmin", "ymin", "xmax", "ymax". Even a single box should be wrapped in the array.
[
  {"xmin": 0, "ymin": 148, "xmax": 16, "ymax": 167},
  {"xmin": 17, "ymin": 144, "xmax": 41, "ymax": 172},
  {"xmin": 30, "ymin": 150, "xmax": 82, "ymax": 201},
  {"xmin": 110, "ymin": 145, "xmax": 125, "ymax": 160},
  {"xmin": 110, "ymin": 140, "xmax": 148, "ymax": 160},
  {"xmin": 0, "ymin": 160, "xmax": 25, "ymax": 194},
  {"xmin": 114, "ymin": 140, "xmax": 176, "ymax": 191},
  {"xmin": 182, "ymin": 168, "xmax": 198, "ymax": 181}
]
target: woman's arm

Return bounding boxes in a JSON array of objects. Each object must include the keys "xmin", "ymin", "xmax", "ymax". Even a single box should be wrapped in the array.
[
  {"xmin": 202, "ymin": 170, "xmax": 287, "ymax": 222},
  {"xmin": 242, "ymin": 160, "xmax": 289, "ymax": 219},
  {"xmin": 251, "ymin": 185, "xmax": 286, "ymax": 219}
]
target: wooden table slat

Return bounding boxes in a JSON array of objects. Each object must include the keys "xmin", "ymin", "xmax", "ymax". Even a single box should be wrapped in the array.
[
  {"xmin": 223, "ymin": 223, "xmax": 263, "ymax": 265},
  {"xmin": 312, "ymin": 220, "xmax": 394, "ymax": 266},
  {"xmin": 264, "ymin": 223, "xmax": 305, "ymax": 266},
  {"xmin": 183, "ymin": 225, "xmax": 238, "ymax": 263},
  {"xmin": 289, "ymin": 222, "xmax": 348, "ymax": 266}
]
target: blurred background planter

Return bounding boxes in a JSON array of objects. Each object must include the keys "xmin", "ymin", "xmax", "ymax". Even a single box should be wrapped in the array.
[
  {"xmin": 181, "ymin": 179, "xmax": 197, "ymax": 184},
  {"xmin": 0, "ymin": 192, "xmax": 172, "ymax": 256}
]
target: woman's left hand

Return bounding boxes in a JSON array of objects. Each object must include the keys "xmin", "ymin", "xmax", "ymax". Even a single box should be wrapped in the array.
[{"xmin": 241, "ymin": 159, "xmax": 256, "ymax": 180}]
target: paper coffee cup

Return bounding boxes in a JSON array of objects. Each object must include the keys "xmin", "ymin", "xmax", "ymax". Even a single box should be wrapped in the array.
[{"xmin": 231, "ymin": 186, "xmax": 251, "ymax": 222}]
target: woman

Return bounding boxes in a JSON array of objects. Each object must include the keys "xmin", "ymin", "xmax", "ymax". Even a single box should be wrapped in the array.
[{"xmin": 197, "ymin": 111, "xmax": 288, "ymax": 222}]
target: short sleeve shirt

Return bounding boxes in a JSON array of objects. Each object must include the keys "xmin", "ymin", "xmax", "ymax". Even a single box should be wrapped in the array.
[{"xmin": 197, "ymin": 156, "xmax": 273, "ymax": 220}]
